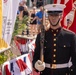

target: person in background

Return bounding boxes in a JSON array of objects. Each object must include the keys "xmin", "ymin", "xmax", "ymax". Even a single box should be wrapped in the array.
[
  {"xmin": 23, "ymin": 6, "xmax": 29, "ymax": 17},
  {"xmin": 33, "ymin": 6, "xmax": 43, "ymax": 34},
  {"xmin": 36, "ymin": 0, "xmax": 43, "ymax": 8},
  {"xmin": 30, "ymin": 7, "xmax": 37, "ymax": 36},
  {"xmin": 31, "ymin": 0, "xmax": 36, "ymax": 7},
  {"xmin": 32, "ymin": 4, "xmax": 76, "ymax": 75},
  {"xmin": 18, "ymin": 2, "xmax": 24, "ymax": 20}
]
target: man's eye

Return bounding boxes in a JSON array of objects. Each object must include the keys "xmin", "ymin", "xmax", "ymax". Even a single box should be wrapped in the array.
[{"xmin": 49, "ymin": 14, "xmax": 59, "ymax": 16}]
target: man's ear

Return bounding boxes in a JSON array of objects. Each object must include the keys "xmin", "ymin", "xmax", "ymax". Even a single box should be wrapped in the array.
[{"xmin": 60, "ymin": 13, "xmax": 63, "ymax": 20}]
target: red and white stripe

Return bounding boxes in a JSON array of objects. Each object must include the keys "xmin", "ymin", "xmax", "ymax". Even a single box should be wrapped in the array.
[
  {"xmin": 17, "ymin": 38, "xmax": 28, "ymax": 53},
  {"xmin": 2, "ymin": 53, "xmax": 32, "ymax": 75},
  {"xmin": 69, "ymin": 0, "xmax": 76, "ymax": 33}
]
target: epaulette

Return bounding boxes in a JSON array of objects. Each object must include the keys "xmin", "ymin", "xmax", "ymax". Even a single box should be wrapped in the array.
[{"xmin": 63, "ymin": 27, "xmax": 75, "ymax": 34}]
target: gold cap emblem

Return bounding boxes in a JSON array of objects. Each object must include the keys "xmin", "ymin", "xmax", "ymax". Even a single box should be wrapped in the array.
[{"xmin": 53, "ymin": 5, "xmax": 56, "ymax": 7}]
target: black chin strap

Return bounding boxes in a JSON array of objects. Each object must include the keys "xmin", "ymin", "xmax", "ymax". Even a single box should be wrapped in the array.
[{"xmin": 50, "ymin": 18, "xmax": 60, "ymax": 26}]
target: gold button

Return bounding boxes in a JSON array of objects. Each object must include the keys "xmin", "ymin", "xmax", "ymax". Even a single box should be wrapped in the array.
[
  {"xmin": 66, "ymin": 73, "xmax": 68, "ymax": 75},
  {"xmin": 54, "ymin": 49, "xmax": 56, "ymax": 52},
  {"xmin": 54, "ymin": 38, "xmax": 56, "ymax": 41},
  {"xmin": 64, "ymin": 45, "xmax": 66, "ymax": 47},
  {"xmin": 53, "ymin": 54, "xmax": 56, "ymax": 57},
  {"xmin": 71, "ymin": 69, "xmax": 73, "ymax": 71},
  {"xmin": 54, "ymin": 44, "xmax": 56, "ymax": 46},
  {"xmin": 56, "ymin": 30, "xmax": 58, "ymax": 32},
  {"xmin": 44, "ymin": 46, "xmax": 46, "ymax": 48},
  {"xmin": 53, "ymin": 60, "xmax": 56, "ymax": 63},
  {"xmin": 51, "ymin": 30, "xmax": 53, "ymax": 32},
  {"xmin": 46, "ymin": 41, "xmax": 47, "ymax": 42},
  {"xmin": 54, "ymin": 34, "xmax": 56, "ymax": 36}
]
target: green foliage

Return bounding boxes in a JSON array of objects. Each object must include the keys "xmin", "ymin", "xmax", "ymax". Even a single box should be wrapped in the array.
[
  {"xmin": 0, "ymin": 53, "xmax": 7, "ymax": 65},
  {"xmin": 0, "ymin": 50, "xmax": 13, "ymax": 65},
  {"xmin": 12, "ymin": 16, "xmax": 29, "ymax": 39}
]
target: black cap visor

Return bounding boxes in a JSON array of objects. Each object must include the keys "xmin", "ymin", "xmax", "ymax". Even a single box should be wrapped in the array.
[{"xmin": 48, "ymin": 11, "xmax": 62, "ymax": 16}]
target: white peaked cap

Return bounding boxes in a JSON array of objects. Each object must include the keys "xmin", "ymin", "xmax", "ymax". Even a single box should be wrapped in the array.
[{"xmin": 44, "ymin": 4, "xmax": 66, "ymax": 11}]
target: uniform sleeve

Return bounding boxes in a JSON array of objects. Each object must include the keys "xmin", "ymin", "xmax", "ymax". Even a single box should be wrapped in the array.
[
  {"xmin": 70, "ymin": 34, "xmax": 76, "ymax": 75},
  {"xmin": 32, "ymin": 34, "xmax": 41, "ymax": 69}
]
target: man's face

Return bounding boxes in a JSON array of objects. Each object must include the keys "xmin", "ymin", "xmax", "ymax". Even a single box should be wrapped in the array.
[
  {"xmin": 40, "ymin": 6, "xmax": 43, "ymax": 11},
  {"xmin": 48, "ymin": 13, "xmax": 62, "ymax": 26}
]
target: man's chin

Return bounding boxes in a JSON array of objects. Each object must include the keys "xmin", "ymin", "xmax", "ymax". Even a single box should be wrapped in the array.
[{"xmin": 51, "ymin": 24, "xmax": 58, "ymax": 26}]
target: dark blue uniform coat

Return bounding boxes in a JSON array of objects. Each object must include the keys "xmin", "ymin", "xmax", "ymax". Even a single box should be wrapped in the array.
[{"xmin": 33, "ymin": 27, "xmax": 76, "ymax": 75}]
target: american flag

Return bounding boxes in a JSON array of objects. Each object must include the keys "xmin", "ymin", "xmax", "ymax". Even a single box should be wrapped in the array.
[
  {"xmin": 69, "ymin": 0, "xmax": 76, "ymax": 33},
  {"xmin": 3, "ymin": 54, "xmax": 32, "ymax": 75}
]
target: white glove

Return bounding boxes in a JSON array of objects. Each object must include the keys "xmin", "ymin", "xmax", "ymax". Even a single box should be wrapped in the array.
[{"xmin": 35, "ymin": 60, "xmax": 45, "ymax": 71}]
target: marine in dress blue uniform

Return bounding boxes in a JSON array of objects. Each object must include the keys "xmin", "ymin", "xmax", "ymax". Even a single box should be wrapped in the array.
[{"xmin": 33, "ymin": 4, "xmax": 76, "ymax": 75}]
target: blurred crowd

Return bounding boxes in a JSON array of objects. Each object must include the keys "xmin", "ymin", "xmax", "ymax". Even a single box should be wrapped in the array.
[
  {"xmin": 16, "ymin": 0, "xmax": 47, "ymax": 36},
  {"xmin": 16, "ymin": 0, "xmax": 75, "ymax": 36}
]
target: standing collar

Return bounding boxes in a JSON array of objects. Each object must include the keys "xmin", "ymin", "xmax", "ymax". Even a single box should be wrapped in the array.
[{"xmin": 50, "ymin": 27, "xmax": 62, "ymax": 33}]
